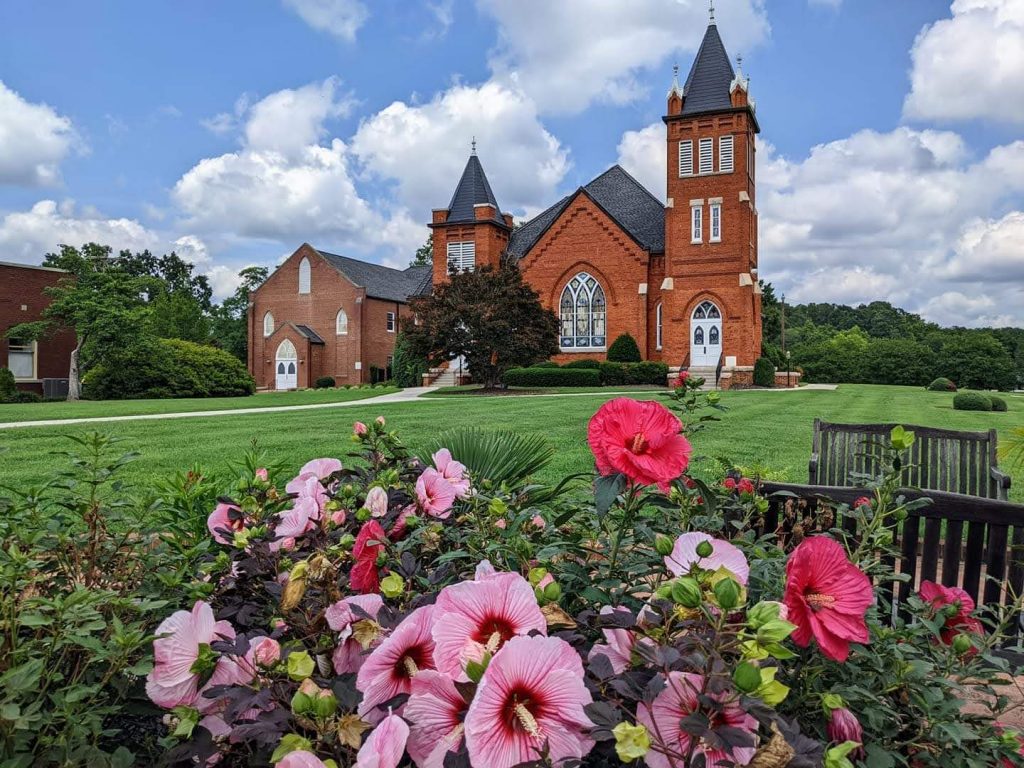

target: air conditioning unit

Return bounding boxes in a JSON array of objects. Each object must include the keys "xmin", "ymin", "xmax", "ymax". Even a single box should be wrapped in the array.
[{"xmin": 42, "ymin": 378, "xmax": 70, "ymax": 399}]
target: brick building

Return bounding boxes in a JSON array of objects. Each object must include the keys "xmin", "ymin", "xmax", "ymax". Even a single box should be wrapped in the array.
[
  {"xmin": 0, "ymin": 261, "xmax": 76, "ymax": 394},
  {"xmin": 251, "ymin": 16, "xmax": 761, "ymax": 388}
]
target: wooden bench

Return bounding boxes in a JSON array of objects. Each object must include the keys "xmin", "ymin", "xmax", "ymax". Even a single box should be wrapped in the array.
[
  {"xmin": 809, "ymin": 419, "xmax": 1012, "ymax": 501},
  {"xmin": 760, "ymin": 482, "xmax": 1024, "ymax": 660}
]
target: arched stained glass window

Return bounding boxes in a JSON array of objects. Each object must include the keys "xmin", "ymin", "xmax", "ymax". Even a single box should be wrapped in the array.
[
  {"xmin": 694, "ymin": 326, "xmax": 704, "ymax": 345},
  {"xmin": 559, "ymin": 273, "xmax": 606, "ymax": 350},
  {"xmin": 693, "ymin": 300, "xmax": 720, "ymax": 319},
  {"xmin": 276, "ymin": 339, "xmax": 297, "ymax": 360},
  {"xmin": 709, "ymin": 325, "xmax": 720, "ymax": 344}
]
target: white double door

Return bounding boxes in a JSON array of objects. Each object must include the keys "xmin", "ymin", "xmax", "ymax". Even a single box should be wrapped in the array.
[
  {"xmin": 690, "ymin": 301, "xmax": 722, "ymax": 367},
  {"xmin": 275, "ymin": 339, "xmax": 298, "ymax": 389}
]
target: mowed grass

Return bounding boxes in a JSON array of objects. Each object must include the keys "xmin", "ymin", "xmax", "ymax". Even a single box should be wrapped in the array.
[
  {"xmin": 1, "ymin": 385, "xmax": 1022, "ymax": 500},
  {"xmin": 0, "ymin": 386, "xmax": 398, "ymax": 424},
  {"xmin": 422, "ymin": 384, "xmax": 668, "ymax": 397}
]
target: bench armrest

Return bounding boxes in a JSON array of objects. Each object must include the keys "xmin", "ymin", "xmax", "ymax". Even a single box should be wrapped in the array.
[
  {"xmin": 991, "ymin": 466, "xmax": 1012, "ymax": 489},
  {"xmin": 808, "ymin": 452, "xmax": 819, "ymax": 483}
]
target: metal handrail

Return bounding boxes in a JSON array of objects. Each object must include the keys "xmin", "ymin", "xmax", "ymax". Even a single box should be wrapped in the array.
[{"xmin": 714, "ymin": 352, "xmax": 723, "ymax": 388}]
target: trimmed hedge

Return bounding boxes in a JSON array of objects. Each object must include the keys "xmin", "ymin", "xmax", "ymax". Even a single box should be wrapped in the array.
[
  {"xmin": 991, "ymin": 395, "xmax": 1008, "ymax": 412},
  {"xmin": 598, "ymin": 361, "xmax": 669, "ymax": 386},
  {"xmin": 564, "ymin": 359, "xmax": 601, "ymax": 369},
  {"xmin": 502, "ymin": 367, "xmax": 601, "ymax": 387},
  {"xmin": 952, "ymin": 391, "xmax": 992, "ymax": 412},
  {"xmin": 927, "ymin": 377, "xmax": 957, "ymax": 392},
  {"xmin": 533, "ymin": 361, "xmax": 561, "ymax": 368},
  {"xmin": 8, "ymin": 390, "xmax": 42, "ymax": 403},
  {"xmin": 607, "ymin": 334, "xmax": 642, "ymax": 363},
  {"xmin": 83, "ymin": 338, "xmax": 255, "ymax": 400},
  {"xmin": 0, "ymin": 368, "xmax": 17, "ymax": 403},
  {"xmin": 314, "ymin": 376, "xmax": 336, "ymax": 389},
  {"xmin": 753, "ymin": 357, "xmax": 776, "ymax": 388}
]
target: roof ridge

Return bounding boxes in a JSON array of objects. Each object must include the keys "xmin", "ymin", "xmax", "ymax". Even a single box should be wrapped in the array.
[{"xmin": 589, "ymin": 164, "xmax": 662, "ymax": 208}]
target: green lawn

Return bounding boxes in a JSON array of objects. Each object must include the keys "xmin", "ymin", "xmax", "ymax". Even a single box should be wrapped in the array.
[
  {"xmin": 421, "ymin": 384, "xmax": 668, "ymax": 397},
  {"xmin": 1, "ymin": 385, "xmax": 1022, "ymax": 500},
  {"xmin": 0, "ymin": 386, "xmax": 398, "ymax": 423}
]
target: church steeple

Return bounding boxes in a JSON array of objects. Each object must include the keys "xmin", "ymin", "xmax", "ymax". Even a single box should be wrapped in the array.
[
  {"xmin": 681, "ymin": 20, "xmax": 737, "ymax": 116},
  {"xmin": 444, "ymin": 149, "xmax": 505, "ymax": 226}
]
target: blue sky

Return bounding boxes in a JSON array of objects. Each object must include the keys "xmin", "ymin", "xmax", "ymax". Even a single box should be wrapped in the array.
[{"xmin": 1, "ymin": 0, "xmax": 1022, "ymax": 325}]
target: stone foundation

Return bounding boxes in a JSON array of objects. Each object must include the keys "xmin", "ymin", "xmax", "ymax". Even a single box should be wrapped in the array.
[{"xmin": 774, "ymin": 370, "xmax": 802, "ymax": 388}]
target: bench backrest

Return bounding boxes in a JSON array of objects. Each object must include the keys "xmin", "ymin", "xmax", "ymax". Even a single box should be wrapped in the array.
[
  {"xmin": 811, "ymin": 419, "xmax": 1004, "ymax": 499},
  {"xmin": 760, "ymin": 481, "xmax": 1024, "ymax": 660}
]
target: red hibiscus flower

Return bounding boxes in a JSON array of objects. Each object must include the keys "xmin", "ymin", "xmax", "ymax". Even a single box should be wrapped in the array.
[
  {"xmin": 351, "ymin": 520, "xmax": 387, "ymax": 594},
  {"xmin": 919, "ymin": 581, "xmax": 984, "ymax": 647},
  {"xmin": 587, "ymin": 398, "xmax": 691, "ymax": 491},
  {"xmin": 784, "ymin": 537, "xmax": 872, "ymax": 662}
]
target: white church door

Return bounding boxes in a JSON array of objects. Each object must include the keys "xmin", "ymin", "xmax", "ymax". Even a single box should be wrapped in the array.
[
  {"xmin": 275, "ymin": 339, "xmax": 298, "ymax": 389},
  {"xmin": 690, "ymin": 301, "xmax": 722, "ymax": 367}
]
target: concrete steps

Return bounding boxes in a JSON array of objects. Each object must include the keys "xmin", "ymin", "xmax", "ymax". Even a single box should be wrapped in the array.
[{"xmin": 687, "ymin": 366, "xmax": 718, "ymax": 390}]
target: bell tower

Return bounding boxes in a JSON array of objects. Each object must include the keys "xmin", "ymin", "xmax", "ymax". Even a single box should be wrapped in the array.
[{"xmin": 662, "ymin": 11, "xmax": 761, "ymax": 379}]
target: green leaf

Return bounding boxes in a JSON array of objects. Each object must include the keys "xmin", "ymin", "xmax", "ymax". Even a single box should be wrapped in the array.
[
  {"xmin": 594, "ymin": 473, "xmax": 626, "ymax": 518},
  {"xmin": 17, "ymin": 613, "xmax": 52, "ymax": 628}
]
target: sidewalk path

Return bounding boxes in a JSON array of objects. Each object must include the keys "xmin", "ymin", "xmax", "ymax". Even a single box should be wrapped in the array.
[{"xmin": 0, "ymin": 384, "xmax": 835, "ymax": 431}]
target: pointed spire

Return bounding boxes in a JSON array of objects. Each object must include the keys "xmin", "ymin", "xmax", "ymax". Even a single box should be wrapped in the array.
[
  {"xmin": 667, "ymin": 63, "xmax": 684, "ymax": 99},
  {"xmin": 730, "ymin": 53, "xmax": 750, "ymax": 94},
  {"xmin": 709, "ymin": 0, "xmax": 716, "ymax": 24},
  {"xmin": 445, "ymin": 151, "xmax": 503, "ymax": 224},
  {"xmin": 471, "ymin": 136, "xmax": 477, "ymax": 156}
]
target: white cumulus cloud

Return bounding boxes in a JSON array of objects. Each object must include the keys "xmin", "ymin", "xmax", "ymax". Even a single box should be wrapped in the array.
[
  {"xmin": 0, "ymin": 81, "xmax": 80, "ymax": 187},
  {"xmin": 904, "ymin": 0, "xmax": 1024, "ymax": 123},
  {"xmin": 282, "ymin": 0, "xmax": 368, "ymax": 42},
  {"xmin": 0, "ymin": 200, "xmax": 157, "ymax": 261}
]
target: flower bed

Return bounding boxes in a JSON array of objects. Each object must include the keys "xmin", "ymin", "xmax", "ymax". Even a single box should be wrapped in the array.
[{"xmin": 3, "ymin": 380, "xmax": 1023, "ymax": 767}]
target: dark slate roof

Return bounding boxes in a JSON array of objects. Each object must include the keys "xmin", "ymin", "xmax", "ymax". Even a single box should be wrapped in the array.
[
  {"xmin": 316, "ymin": 249, "xmax": 432, "ymax": 303},
  {"xmin": 682, "ymin": 22, "xmax": 736, "ymax": 115},
  {"xmin": 446, "ymin": 154, "xmax": 505, "ymax": 225},
  {"xmin": 507, "ymin": 165, "xmax": 665, "ymax": 259},
  {"xmin": 294, "ymin": 324, "xmax": 325, "ymax": 344}
]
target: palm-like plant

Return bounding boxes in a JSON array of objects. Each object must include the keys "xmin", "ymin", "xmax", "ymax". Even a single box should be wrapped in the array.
[
  {"xmin": 1002, "ymin": 427, "xmax": 1024, "ymax": 470},
  {"xmin": 426, "ymin": 428, "xmax": 556, "ymax": 487}
]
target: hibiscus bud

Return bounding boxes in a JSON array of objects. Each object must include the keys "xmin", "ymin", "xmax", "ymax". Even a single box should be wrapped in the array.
[
  {"xmin": 380, "ymin": 573, "xmax": 405, "ymax": 599},
  {"xmin": 528, "ymin": 567, "xmax": 548, "ymax": 586},
  {"xmin": 952, "ymin": 633, "xmax": 973, "ymax": 655},
  {"xmin": 827, "ymin": 707, "xmax": 864, "ymax": 756},
  {"xmin": 255, "ymin": 468, "xmax": 269, "ymax": 482},
  {"xmin": 696, "ymin": 540, "xmax": 714, "ymax": 558},
  {"xmin": 543, "ymin": 582, "xmax": 562, "ymax": 601},
  {"xmin": 654, "ymin": 534, "xmax": 674, "ymax": 556},
  {"xmin": 375, "ymin": 416, "xmax": 386, "ymax": 426},
  {"xmin": 488, "ymin": 498, "xmax": 508, "ymax": 517},
  {"xmin": 339, "ymin": 533, "xmax": 355, "ymax": 548},
  {"xmin": 894, "ymin": 508, "xmax": 908, "ymax": 522},
  {"xmin": 612, "ymin": 721, "xmax": 651, "ymax": 762},
  {"xmin": 654, "ymin": 584, "xmax": 673, "ymax": 601},
  {"xmin": 733, "ymin": 661, "xmax": 762, "ymax": 693},
  {"xmin": 671, "ymin": 577, "xmax": 703, "ymax": 608},
  {"xmin": 531, "ymin": 515, "xmax": 546, "ymax": 529},
  {"xmin": 353, "ymin": 422, "xmax": 368, "ymax": 436},
  {"xmin": 747, "ymin": 601, "xmax": 783, "ymax": 629},
  {"xmin": 291, "ymin": 679, "xmax": 319, "ymax": 715},
  {"xmin": 313, "ymin": 689, "xmax": 338, "ymax": 718},
  {"xmin": 356, "ymin": 508, "xmax": 371, "ymax": 522},
  {"xmin": 252, "ymin": 637, "xmax": 281, "ymax": 667},
  {"xmin": 853, "ymin": 496, "xmax": 870, "ymax": 509},
  {"xmin": 280, "ymin": 561, "xmax": 309, "ymax": 613},
  {"xmin": 287, "ymin": 651, "xmax": 315, "ymax": 681},
  {"xmin": 713, "ymin": 576, "xmax": 742, "ymax": 611}
]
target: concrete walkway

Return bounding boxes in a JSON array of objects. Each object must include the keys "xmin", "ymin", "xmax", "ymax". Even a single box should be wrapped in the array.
[{"xmin": 0, "ymin": 387, "xmax": 441, "ymax": 430}]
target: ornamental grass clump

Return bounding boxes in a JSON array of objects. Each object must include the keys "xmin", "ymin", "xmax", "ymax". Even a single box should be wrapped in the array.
[{"xmin": 81, "ymin": 383, "xmax": 1024, "ymax": 766}]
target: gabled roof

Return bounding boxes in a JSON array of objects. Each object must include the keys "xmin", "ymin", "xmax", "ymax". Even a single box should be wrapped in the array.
[
  {"xmin": 294, "ymin": 324, "xmax": 325, "ymax": 344},
  {"xmin": 682, "ymin": 22, "xmax": 736, "ymax": 116},
  {"xmin": 445, "ymin": 154, "xmax": 505, "ymax": 225},
  {"xmin": 507, "ymin": 165, "xmax": 665, "ymax": 259},
  {"xmin": 316, "ymin": 249, "xmax": 432, "ymax": 303}
]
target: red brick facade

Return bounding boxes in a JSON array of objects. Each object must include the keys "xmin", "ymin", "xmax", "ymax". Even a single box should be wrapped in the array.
[
  {"xmin": 0, "ymin": 262, "xmax": 77, "ymax": 393},
  {"xmin": 248, "ymin": 244, "xmax": 415, "ymax": 389}
]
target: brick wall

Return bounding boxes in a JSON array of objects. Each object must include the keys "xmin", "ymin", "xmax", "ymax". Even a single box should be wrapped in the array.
[
  {"xmin": 430, "ymin": 211, "xmax": 511, "ymax": 287},
  {"xmin": 0, "ymin": 263, "xmax": 76, "ymax": 392}
]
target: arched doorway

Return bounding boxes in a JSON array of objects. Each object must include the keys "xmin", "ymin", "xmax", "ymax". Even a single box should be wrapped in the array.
[
  {"xmin": 275, "ymin": 339, "xmax": 298, "ymax": 389},
  {"xmin": 690, "ymin": 300, "xmax": 722, "ymax": 367}
]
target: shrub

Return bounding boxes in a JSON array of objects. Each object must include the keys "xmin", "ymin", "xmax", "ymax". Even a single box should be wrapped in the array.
[
  {"xmin": 9, "ymin": 390, "xmax": 42, "ymax": 403},
  {"xmin": 953, "ymin": 391, "xmax": 993, "ymax": 411},
  {"xmin": 606, "ymin": 333, "xmax": 642, "ymax": 362},
  {"xmin": 564, "ymin": 359, "xmax": 601, "ymax": 369},
  {"xmin": 502, "ymin": 366, "xmax": 600, "ymax": 387},
  {"xmin": 0, "ymin": 367, "xmax": 16, "ymax": 402},
  {"xmin": 314, "ymin": 375, "xmax": 336, "ymax": 389},
  {"xmin": 83, "ymin": 338, "xmax": 255, "ymax": 399},
  {"xmin": 928, "ymin": 377, "xmax": 957, "ymax": 392},
  {"xmin": 991, "ymin": 395, "xmax": 1008, "ymax": 412},
  {"xmin": 391, "ymin": 331, "xmax": 430, "ymax": 387},
  {"xmin": 753, "ymin": 357, "xmax": 776, "ymax": 387},
  {"xmin": 598, "ymin": 360, "xmax": 670, "ymax": 386},
  {"xmin": 861, "ymin": 338, "xmax": 938, "ymax": 386},
  {"xmin": 533, "ymin": 361, "xmax": 560, "ymax": 368}
]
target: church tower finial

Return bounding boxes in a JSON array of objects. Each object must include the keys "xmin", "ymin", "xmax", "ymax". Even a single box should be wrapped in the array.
[
  {"xmin": 471, "ymin": 136, "xmax": 477, "ymax": 156},
  {"xmin": 709, "ymin": 0, "xmax": 715, "ymax": 24}
]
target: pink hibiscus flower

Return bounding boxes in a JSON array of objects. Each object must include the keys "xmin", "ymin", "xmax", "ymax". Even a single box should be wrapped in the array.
[
  {"xmin": 415, "ymin": 468, "xmax": 457, "ymax": 519},
  {"xmin": 350, "ymin": 520, "xmax": 387, "ymax": 594},
  {"xmin": 326, "ymin": 594, "xmax": 385, "ymax": 674},
  {"xmin": 919, "ymin": 580, "xmax": 985, "ymax": 646},
  {"xmin": 146, "ymin": 601, "xmax": 248, "ymax": 710},
  {"xmin": 432, "ymin": 571, "xmax": 546, "ymax": 679},
  {"xmin": 278, "ymin": 752, "xmax": 329, "ymax": 768},
  {"xmin": 299, "ymin": 457, "xmax": 342, "ymax": 479},
  {"xmin": 464, "ymin": 635, "xmax": 594, "ymax": 768},
  {"xmin": 637, "ymin": 671, "xmax": 757, "ymax": 768},
  {"xmin": 665, "ymin": 532, "xmax": 750, "ymax": 585},
  {"xmin": 286, "ymin": 472, "xmax": 329, "ymax": 512},
  {"xmin": 405, "ymin": 670, "xmax": 468, "ymax": 768},
  {"xmin": 354, "ymin": 421, "xmax": 368, "ymax": 436},
  {"xmin": 783, "ymin": 537, "xmax": 872, "ymax": 662},
  {"xmin": 356, "ymin": 713, "xmax": 409, "ymax": 768},
  {"xmin": 248, "ymin": 636, "xmax": 280, "ymax": 667},
  {"xmin": 587, "ymin": 398, "xmax": 692, "ymax": 491},
  {"xmin": 433, "ymin": 448, "xmax": 471, "ymax": 497},
  {"xmin": 357, "ymin": 605, "xmax": 437, "ymax": 723},
  {"xmin": 365, "ymin": 486, "xmax": 389, "ymax": 518},
  {"xmin": 207, "ymin": 502, "xmax": 245, "ymax": 546},
  {"xmin": 271, "ymin": 496, "xmax": 321, "ymax": 551},
  {"xmin": 587, "ymin": 606, "xmax": 636, "ymax": 675}
]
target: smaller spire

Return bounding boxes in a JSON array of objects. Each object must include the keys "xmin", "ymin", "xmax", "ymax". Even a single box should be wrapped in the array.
[
  {"xmin": 730, "ymin": 53, "xmax": 750, "ymax": 94},
  {"xmin": 667, "ymin": 63, "xmax": 683, "ymax": 99},
  {"xmin": 471, "ymin": 136, "xmax": 477, "ymax": 156},
  {"xmin": 709, "ymin": 0, "xmax": 716, "ymax": 24}
]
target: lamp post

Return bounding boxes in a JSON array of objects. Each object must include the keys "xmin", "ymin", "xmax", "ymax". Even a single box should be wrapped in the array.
[{"xmin": 786, "ymin": 350, "xmax": 792, "ymax": 388}]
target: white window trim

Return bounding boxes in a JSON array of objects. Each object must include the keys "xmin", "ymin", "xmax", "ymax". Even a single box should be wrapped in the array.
[
  {"xmin": 698, "ymin": 137, "xmax": 713, "ymax": 175},
  {"xmin": 678, "ymin": 139, "xmax": 693, "ymax": 177},
  {"xmin": 7, "ymin": 339, "xmax": 38, "ymax": 381},
  {"xmin": 298, "ymin": 257, "xmax": 311, "ymax": 294},
  {"xmin": 691, "ymin": 204, "xmax": 703, "ymax": 244},
  {"xmin": 446, "ymin": 241, "xmax": 476, "ymax": 273},
  {"xmin": 710, "ymin": 202, "xmax": 722, "ymax": 243},
  {"xmin": 263, "ymin": 311, "xmax": 274, "ymax": 337},
  {"xmin": 336, "ymin": 308, "xmax": 349, "ymax": 335},
  {"xmin": 655, "ymin": 303, "xmax": 663, "ymax": 351},
  {"xmin": 719, "ymin": 134, "xmax": 734, "ymax": 174},
  {"xmin": 386, "ymin": 312, "xmax": 396, "ymax": 333}
]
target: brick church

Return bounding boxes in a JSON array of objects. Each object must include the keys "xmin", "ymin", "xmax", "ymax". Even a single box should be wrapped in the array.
[{"xmin": 249, "ymin": 16, "xmax": 761, "ymax": 389}]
